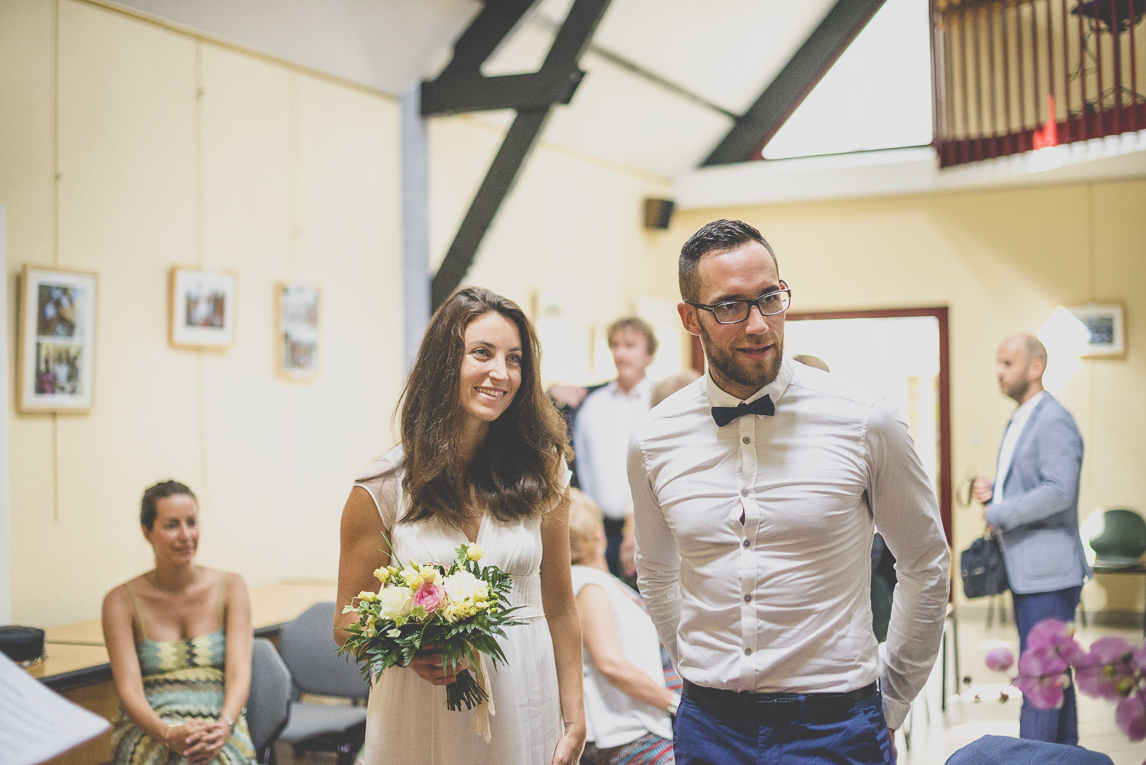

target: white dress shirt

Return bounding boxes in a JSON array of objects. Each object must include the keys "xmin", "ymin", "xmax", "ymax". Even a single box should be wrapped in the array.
[
  {"xmin": 574, "ymin": 377, "xmax": 653, "ymax": 520},
  {"xmin": 628, "ymin": 357, "xmax": 950, "ymax": 729},
  {"xmin": 992, "ymin": 391, "xmax": 1046, "ymax": 504}
]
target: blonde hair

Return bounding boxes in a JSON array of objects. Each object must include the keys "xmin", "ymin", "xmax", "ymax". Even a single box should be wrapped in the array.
[
  {"xmin": 651, "ymin": 369, "xmax": 702, "ymax": 408},
  {"xmin": 568, "ymin": 489, "xmax": 604, "ymax": 565}
]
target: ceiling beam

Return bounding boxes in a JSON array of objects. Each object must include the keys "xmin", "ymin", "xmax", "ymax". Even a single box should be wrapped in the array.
[
  {"xmin": 702, "ymin": 0, "xmax": 886, "ymax": 167},
  {"xmin": 427, "ymin": 0, "xmax": 612, "ymax": 308}
]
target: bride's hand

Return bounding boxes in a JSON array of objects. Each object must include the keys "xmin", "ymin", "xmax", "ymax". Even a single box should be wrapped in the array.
[
  {"xmin": 549, "ymin": 722, "xmax": 586, "ymax": 765},
  {"xmin": 408, "ymin": 647, "xmax": 470, "ymax": 686}
]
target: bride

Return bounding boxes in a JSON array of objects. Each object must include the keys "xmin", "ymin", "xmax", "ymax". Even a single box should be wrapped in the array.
[{"xmin": 335, "ymin": 286, "xmax": 585, "ymax": 765}]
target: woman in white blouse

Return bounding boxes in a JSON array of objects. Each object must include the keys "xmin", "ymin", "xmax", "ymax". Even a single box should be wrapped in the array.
[{"xmin": 568, "ymin": 489, "xmax": 678, "ymax": 765}]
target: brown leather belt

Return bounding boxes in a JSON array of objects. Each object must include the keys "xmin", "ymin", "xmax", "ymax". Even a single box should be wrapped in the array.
[{"xmin": 682, "ymin": 679, "xmax": 879, "ymax": 723}]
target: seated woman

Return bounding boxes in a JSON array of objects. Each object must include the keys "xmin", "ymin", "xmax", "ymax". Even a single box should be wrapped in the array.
[
  {"xmin": 102, "ymin": 480, "xmax": 255, "ymax": 764},
  {"xmin": 569, "ymin": 489, "xmax": 678, "ymax": 765}
]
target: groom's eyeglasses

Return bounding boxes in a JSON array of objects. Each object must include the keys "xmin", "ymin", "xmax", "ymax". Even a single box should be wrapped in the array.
[{"xmin": 686, "ymin": 285, "xmax": 792, "ymax": 325}]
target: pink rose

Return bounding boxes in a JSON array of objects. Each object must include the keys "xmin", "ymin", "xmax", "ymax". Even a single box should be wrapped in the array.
[{"xmin": 413, "ymin": 581, "xmax": 446, "ymax": 615}]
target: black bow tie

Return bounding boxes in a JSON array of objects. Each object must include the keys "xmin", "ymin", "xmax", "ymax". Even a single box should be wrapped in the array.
[{"xmin": 711, "ymin": 395, "xmax": 775, "ymax": 426}]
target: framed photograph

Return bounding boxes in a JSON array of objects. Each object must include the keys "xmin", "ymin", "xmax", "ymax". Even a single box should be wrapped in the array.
[
  {"xmin": 169, "ymin": 267, "xmax": 237, "ymax": 349},
  {"xmin": 1066, "ymin": 303, "xmax": 1126, "ymax": 358},
  {"xmin": 17, "ymin": 265, "xmax": 98, "ymax": 413},
  {"xmin": 276, "ymin": 283, "xmax": 320, "ymax": 379}
]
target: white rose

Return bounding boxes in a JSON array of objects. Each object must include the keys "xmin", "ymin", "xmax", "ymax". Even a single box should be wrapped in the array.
[
  {"xmin": 441, "ymin": 570, "xmax": 489, "ymax": 604},
  {"xmin": 376, "ymin": 585, "xmax": 413, "ymax": 621}
]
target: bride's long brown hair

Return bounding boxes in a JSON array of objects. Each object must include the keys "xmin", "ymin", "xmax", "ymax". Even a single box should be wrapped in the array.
[{"xmin": 399, "ymin": 287, "xmax": 569, "ymax": 526}]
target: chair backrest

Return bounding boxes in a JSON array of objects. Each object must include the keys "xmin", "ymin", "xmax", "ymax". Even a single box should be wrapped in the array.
[
  {"xmin": 278, "ymin": 602, "xmax": 370, "ymax": 699},
  {"xmin": 248, "ymin": 638, "xmax": 292, "ymax": 755},
  {"xmin": 1089, "ymin": 507, "xmax": 1146, "ymax": 566}
]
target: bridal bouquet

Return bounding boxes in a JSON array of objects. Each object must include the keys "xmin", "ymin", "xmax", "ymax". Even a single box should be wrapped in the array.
[{"xmin": 339, "ymin": 542, "xmax": 522, "ymax": 719}]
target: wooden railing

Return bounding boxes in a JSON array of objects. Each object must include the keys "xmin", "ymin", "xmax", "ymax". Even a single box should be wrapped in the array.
[{"xmin": 932, "ymin": 0, "xmax": 1146, "ymax": 167}]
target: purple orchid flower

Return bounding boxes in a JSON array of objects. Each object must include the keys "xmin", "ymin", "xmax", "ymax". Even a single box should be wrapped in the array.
[
  {"xmin": 1075, "ymin": 636, "xmax": 1134, "ymax": 702},
  {"xmin": 1013, "ymin": 645, "xmax": 1070, "ymax": 709},
  {"xmin": 985, "ymin": 647, "xmax": 1014, "ymax": 673},
  {"xmin": 1026, "ymin": 618, "xmax": 1084, "ymax": 663},
  {"xmin": 1116, "ymin": 690, "xmax": 1146, "ymax": 741}
]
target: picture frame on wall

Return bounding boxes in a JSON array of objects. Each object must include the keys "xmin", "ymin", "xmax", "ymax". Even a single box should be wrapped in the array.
[
  {"xmin": 17, "ymin": 265, "xmax": 98, "ymax": 413},
  {"xmin": 169, "ymin": 267, "xmax": 237, "ymax": 350},
  {"xmin": 1066, "ymin": 303, "xmax": 1126, "ymax": 358},
  {"xmin": 276, "ymin": 283, "xmax": 320, "ymax": 380}
]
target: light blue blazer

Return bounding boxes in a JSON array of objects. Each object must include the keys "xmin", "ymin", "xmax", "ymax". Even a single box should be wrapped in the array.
[{"xmin": 984, "ymin": 394, "xmax": 1091, "ymax": 595}]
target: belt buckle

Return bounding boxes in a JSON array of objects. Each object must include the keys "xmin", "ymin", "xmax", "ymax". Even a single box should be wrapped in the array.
[{"xmin": 749, "ymin": 694, "xmax": 799, "ymax": 716}]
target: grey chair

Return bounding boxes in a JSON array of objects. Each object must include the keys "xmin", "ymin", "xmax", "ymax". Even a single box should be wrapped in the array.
[
  {"xmin": 248, "ymin": 638, "xmax": 292, "ymax": 764},
  {"xmin": 276, "ymin": 602, "xmax": 369, "ymax": 765}
]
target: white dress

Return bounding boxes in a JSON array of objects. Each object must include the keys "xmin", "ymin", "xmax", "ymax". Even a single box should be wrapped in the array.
[{"xmin": 354, "ymin": 448, "xmax": 565, "ymax": 765}]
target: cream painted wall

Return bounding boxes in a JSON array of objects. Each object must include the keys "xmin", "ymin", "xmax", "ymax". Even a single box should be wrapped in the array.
[
  {"xmin": 0, "ymin": 0, "xmax": 403, "ymax": 626},
  {"xmin": 428, "ymin": 114, "xmax": 685, "ymax": 386},
  {"xmin": 674, "ymin": 179, "xmax": 1146, "ymax": 612}
]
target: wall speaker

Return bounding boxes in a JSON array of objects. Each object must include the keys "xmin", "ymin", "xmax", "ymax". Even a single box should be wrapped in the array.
[{"xmin": 643, "ymin": 198, "xmax": 675, "ymax": 230}]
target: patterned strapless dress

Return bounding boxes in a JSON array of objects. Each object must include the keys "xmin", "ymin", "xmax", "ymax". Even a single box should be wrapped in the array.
[{"xmin": 111, "ymin": 579, "xmax": 255, "ymax": 765}]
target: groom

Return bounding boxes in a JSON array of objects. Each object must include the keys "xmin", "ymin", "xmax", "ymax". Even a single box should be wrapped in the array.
[{"xmin": 630, "ymin": 220, "xmax": 950, "ymax": 764}]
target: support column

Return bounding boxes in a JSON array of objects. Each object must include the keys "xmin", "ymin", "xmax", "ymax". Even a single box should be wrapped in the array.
[{"xmin": 401, "ymin": 88, "xmax": 430, "ymax": 371}]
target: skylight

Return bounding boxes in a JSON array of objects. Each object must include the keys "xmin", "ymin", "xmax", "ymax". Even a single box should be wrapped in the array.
[{"xmin": 763, "ymin": 0, "xmax": 933, "ymax": 160}]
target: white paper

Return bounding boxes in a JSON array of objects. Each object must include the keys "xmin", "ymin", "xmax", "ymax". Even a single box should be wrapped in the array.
[{"xmin": 0, "ymin": 651, "xmax": 110, "ymax": 765}]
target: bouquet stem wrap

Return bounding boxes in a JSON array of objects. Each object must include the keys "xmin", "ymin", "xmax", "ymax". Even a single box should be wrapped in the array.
[{"xmin": 468, "ymin": 654, "xmax": 495, "ymax": 743}]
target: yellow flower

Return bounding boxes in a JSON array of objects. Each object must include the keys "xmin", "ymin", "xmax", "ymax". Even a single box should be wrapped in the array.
[
  {"xmin": 400, "ymin": 565, "xmax": 422, "ymax": 588},
  {"xmin": 357, "ymin": 590, "xmax": 379, "ymax": 603},
  {"xmin": 466, "ymin": 545, "xmax": 485, "ymax": 562},
  {"xmin": 373, "ymin": 567, "xmax": 391, "ymax": 584},
  {"xmin": 419, "ymin": 565, "xmax": 438, "ymax": 584}
]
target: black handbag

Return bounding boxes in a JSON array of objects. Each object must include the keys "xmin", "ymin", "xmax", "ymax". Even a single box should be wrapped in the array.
[{"xmin": 960, "ymin": 530, "xmax": 1010, "ymax": 598}]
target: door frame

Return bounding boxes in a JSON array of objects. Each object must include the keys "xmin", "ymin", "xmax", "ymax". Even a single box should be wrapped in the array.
[{"xmin": 787, "ymin": 307, "xmax": 952, "ymax": 545}]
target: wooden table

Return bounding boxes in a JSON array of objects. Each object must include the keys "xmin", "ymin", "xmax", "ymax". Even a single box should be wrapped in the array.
[{"xmin": 28, "ymin": 580, "xmax": 338, "ymax": 765}]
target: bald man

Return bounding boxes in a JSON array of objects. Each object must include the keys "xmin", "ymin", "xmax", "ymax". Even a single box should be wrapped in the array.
[{"xmin": 972, "ymin": 334, "xmax": 1090, "ymax": 745}]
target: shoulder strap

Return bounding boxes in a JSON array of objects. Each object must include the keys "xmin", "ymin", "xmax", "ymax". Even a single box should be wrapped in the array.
[
  {"xmin": 125, "ymin": 582, "xmax": 149, "ymax": 642},
  {"xmin": 217, "ymin": 573, "xmax": 227, "ymax": 630}
]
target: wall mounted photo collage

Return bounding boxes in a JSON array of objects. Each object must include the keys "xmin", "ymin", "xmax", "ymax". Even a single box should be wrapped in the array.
[{"xmin": 17, "ymin": 265, "xmax": 321, "ymax": 414}]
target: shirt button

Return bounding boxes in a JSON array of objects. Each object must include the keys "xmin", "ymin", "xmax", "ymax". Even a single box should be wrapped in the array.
[
  {"xmin": 742, "ymin": 436, "xmax": 751, "ymax": 444},
  {"xmin": 741, "ymin": 488, "xmax": 749, "ymax": 497},
  {"xmin": 744, "ymin": 647, "xmax": 753, "ymax": 656},
  {"xmin": 742, "ymin": 538, "xmax": 750, "ymax": 548},
  {"xmin": 744, "ymin": 594, "xmax": 752, "ymax": 603}
]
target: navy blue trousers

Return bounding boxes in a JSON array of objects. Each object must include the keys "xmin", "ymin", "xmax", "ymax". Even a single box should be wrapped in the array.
[
  {"xmin": 1012, "ymin": 585, "xmax": 1083, "ymax": 745},
  {"xmin": 674, "ymin": 691, "xmax": 894, "ymax": 764}
]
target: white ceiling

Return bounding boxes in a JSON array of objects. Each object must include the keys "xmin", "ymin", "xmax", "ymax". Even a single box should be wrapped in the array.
[
  {"xmin": 111, "ymin": 0, "xmax": 838, "ymax": 179},
  {"xmin": 109, "ymin": 0, "xmax": 481, "ymax": 96}
]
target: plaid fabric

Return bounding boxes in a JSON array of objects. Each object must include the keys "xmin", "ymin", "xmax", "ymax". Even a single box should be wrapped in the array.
[{"xmin": 581, "ymin": 733, "xmax": 674, "ymax": 765}]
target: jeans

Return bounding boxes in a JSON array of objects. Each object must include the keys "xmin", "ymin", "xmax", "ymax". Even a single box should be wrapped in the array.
[
  {"xmin": 674, "ymin": 691, "xmax": 894, "ymax": 764},
  {"xmin": 1012, "ymin": 585, "xmax": 1083, "ymax": 744}
]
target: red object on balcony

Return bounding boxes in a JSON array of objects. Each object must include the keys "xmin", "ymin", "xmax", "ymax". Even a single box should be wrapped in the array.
[
  {"xmin": 1033, "ymin": 94, "xmax": 1060, "ymax": 148},
  {"xmin": 932, "ymin": 0, "xmax": 1145, "ymax": 168}
]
